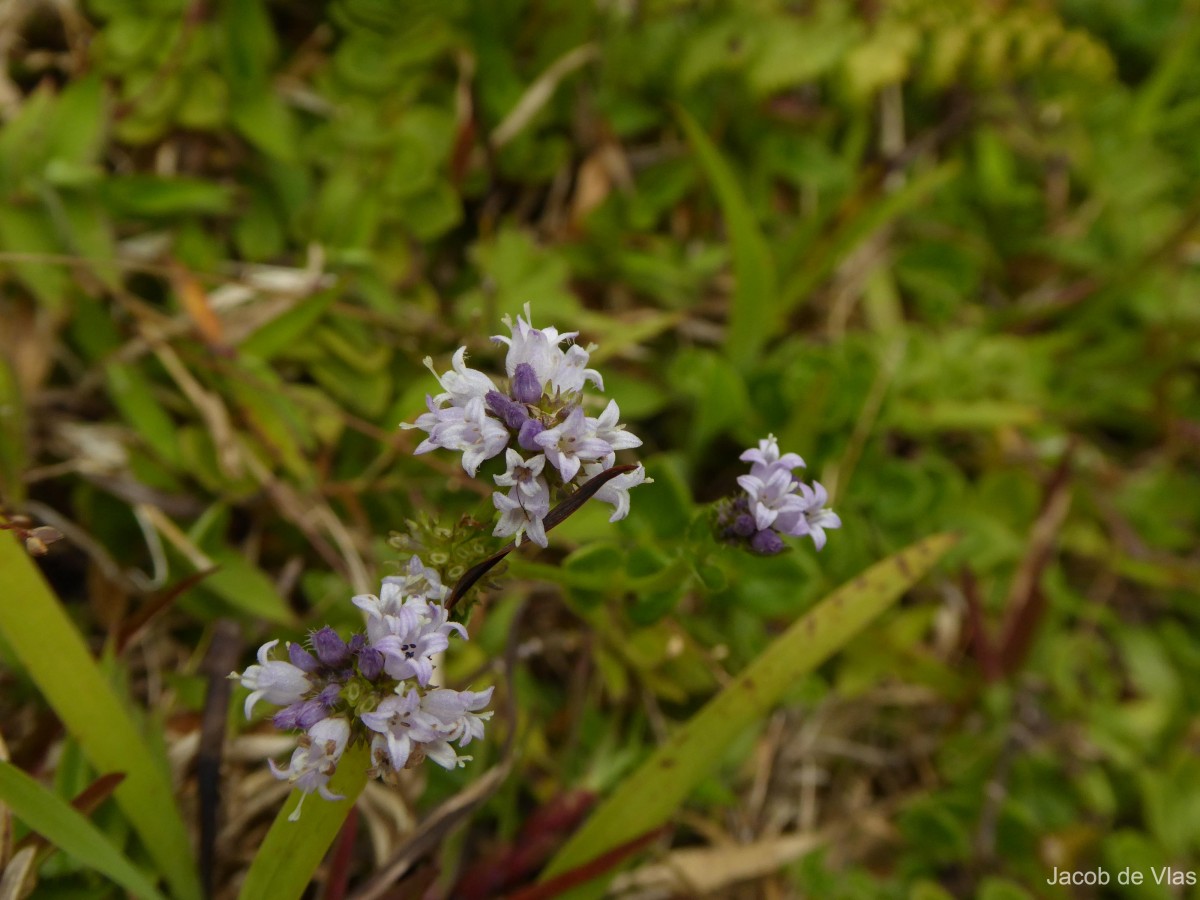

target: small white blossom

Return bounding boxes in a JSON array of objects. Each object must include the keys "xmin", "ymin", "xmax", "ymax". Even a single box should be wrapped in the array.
[
  {"xmin": 374, "ymin": 600, "xmax": 467, "ymax": 686},
  {"xmin": 403, "ymin": 395, "xmax": 466, "ymax": 455},
  {"xmin": 423, "ymin": 347, "xmax": 497, "ymax": 407},
  {"xmin": 436, "ymin": 396, "xmax": 510, "ymax": 477},
  {"xmin": 493, "ymin": 449, "xmax": 550, "ymax": 506},
  {"xmin": 269, "ymin": 717, "xmax": 350, "ymax": 821},
  {"xmin": 549, "ymin": 343, "xmax": 604, "ymax": 395},
  {"xmin": 796, "ymin": 481, "xmax": 842, "ymax": 550},
  {"xmin": 236, "ymin": 640, "xmax": 312, "ymax": 718},
  {"xmin": 534, "ymin": 406, "xmax": 613, "ymax": 482},
  {"xmin": 493, "ymin": 489, "xmax": 550, "ymax": 547},
  {"xmin": 581, "ymin": 462, "xmax": 651, "ymax": 522},
  {"xmin": 737, "ymin": 468, "xmax": 807, "ymax": 533},
  {"xmin": 361, "ymin": 689, "xmax": 428, "ymax": 771},
  {"xmin": 385, "ymin": 554, "xmax": 449, "ymax": 603},
  {"xmin": 419, "ymin": 687, "xmax": 495, "ymax": 746},
  {"xmin": 740, "ymin": 434, "xmax": 805, "ymax": 480},
  {"xmin": 586, "ymin": 400, "xmax": 642, "ymax": 466},
  {"xmin": 492, "ymin": 304, "xmax": 577, "ymax": 385}
]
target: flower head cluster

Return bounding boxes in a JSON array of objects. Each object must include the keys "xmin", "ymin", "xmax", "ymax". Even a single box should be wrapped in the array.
[
  {"xmin": 232, "ymin": 555, "xmax": 493, "ymax": 820},
  {"xmin": 403, "ymin": 305, "xmax": 647, "ymax": 546},
  {"xmin": 717, "ymin": 435, "xmax": 842, "ymax": 555}
]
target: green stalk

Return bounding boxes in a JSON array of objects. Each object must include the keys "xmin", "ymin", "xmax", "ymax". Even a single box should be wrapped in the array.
[{"xmin": 0, "ymin": 533, "xmax": 201, "ymax": 900}]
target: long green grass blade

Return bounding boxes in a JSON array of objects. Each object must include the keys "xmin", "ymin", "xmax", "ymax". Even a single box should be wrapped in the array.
[
  {"xmin": 540, "ymin": 532, "xmax": 960, "ymax": 897},
  {"xmin": 0, "ymin": 761, "xmax": 168, "ymax": 900},
  {"xmin": 677, "ymin": 107, "xmax": 778, "ymax": 369},
  {"xmin": 0, "ymin": 534, "xmax": 201, "ymax": 900},
  {"xmin": 778, "ymin": 162, "xmax": 960, "ymax": 312},
  {"xmin": 237, "ymin": 741, "xmax": 370, "ymax": 900}
]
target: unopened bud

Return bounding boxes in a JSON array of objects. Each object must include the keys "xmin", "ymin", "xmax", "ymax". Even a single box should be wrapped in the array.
[{"xmin": 511, "ymin": 362, "xmax": 542, "ymax": 404}]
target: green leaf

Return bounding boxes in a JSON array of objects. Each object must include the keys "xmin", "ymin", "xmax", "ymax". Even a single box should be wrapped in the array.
[
  {"xmin": 779, "ymin": 162, "xmax": 960, "ymax": 314},
  {"xmin": 231, "ymin": 90, "xmax": 299, "ymax": 163},
  {"xmin": 0, "ymin": 204, "xmax": 73, "ymax": 309},
  {"xmin": 195, "ymin": 547, "xmax": 296, "ymax": 626},
  {"xmin": 237, "ymin": 742, "xmax": 370, "ymax": 900},
  {"xmin": 240, "ymin": 292, "xmax": 338, "ymax": 360},
  {"xmin": 100, "ymin": 175, "xmax": 232, "ymax": 217},
  {"xmin": 539, "ymin": 533, "xmax": 959, "ymax": 897},
  {"xmin": 45, "ymin": 74, "xmax": 107, "ymax": 165},
  {"xmin": 0, "ymin": 357, "xmax": 27, "ymax": 505},
  {"xmin": 0, "ymin": 761, "xmax": 168, "ymax": 900},
  {"xmin": 104, "ymin": 362, "xmax": 181, "ymax": 466},
  {"xmin": 676, "ymin": 106, "xmax": 777, "ymax": 369},
  {"xmin": 0, "ymin": 535, "xmax": 202, "ymax": 900}
]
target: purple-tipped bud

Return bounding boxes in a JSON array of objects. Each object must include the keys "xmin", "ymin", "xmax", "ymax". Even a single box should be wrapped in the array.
[
  {"xmin": 317, "ymin": 683, "xmax": 342, "ymax": 706},
  {"xmin": 750, "ymin": 529, "xmax": 785, "ymax": 555},
  {"xmin": 274, "ymin": 698, "xmax": 328, "ymax": 731},
  {"xmin": 486, "ymin": 390, "xmax": 530, "ymax": 430},
  {"xmin": 358, "ymin": 646, "xmax": 385, "ymax": 681},
  {"xmin": 295, "ymin": 699, "xmax": 331, "ymax": 730},
  {"xmin": 348, "ymin": 633, "xmax": 367, "ymax": 654},
  {"xmin": 732, "ymin": 514, "xmax": 756, "ymax": 537},
  {"xmin": 512, "ymin": 363, "xmax": 542, "ymax": 404},
  {"xmin": 272, "ymin": 703, "xmax": 302, "ymax": 730},
  {"xmin": 518, "ymin": 418, "xmax": 546, "ymax": 452},
  {"xmin": 312, "ymin": 627, "xmax": 350, "ymax": 667},
  {"xmin": 288, "ymin": 643, "xmax": 320, "ymax": 673}
]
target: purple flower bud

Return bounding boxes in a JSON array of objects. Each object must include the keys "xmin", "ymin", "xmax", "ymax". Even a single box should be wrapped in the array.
[
  {"xmin": 511, "ymin": 362, "xmax": 542, "ymax": 404},
  {"xmin": 358, "ymin": 646, "xmax": 385, "ymax": 681},
  {"xmin": 348, "ymin": 633, "xmax": 367, "ymax": 654},
  {"xmin": 274, "ymin": 698, "xmax": 329, "ymax": 731},
  {"xmin": 312, "ymin": 627, "xmax": 350, "ymax": 667},
  {"xmin": 750, "ymin": 529, "xmax": 785, "ymax": 555},
  {"xmin": 272, "ymin": 703, "xmax": 302, "ymax": 730},
  {"xmin": 485, "ymin": 390, "xmax": 530, "ymax": 430},
  {"xmin": 518, "ymin": 418, "xmax": 546, "ymax": 452},
  {"xmin": 732, "ymin": 514, "xmax": 756, "ymax": 537},
  {"xmin": 288, "ymin": 643, "xmax": 320, "ymax": 673},
  {"xmin": 295, "ymin": 699, "xmax": 330, "ymax": 730},
  {"xmin": 316, "ymin": 683, "xmax": 342, "ymax": 707}
]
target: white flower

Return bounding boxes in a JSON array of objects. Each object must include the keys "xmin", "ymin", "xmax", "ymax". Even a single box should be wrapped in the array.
[
  {"xmin": 492, "ymin": 303, "xmax": 578, "ymax": 385},
  {"xmin": 403, "ymin": 395, "xmax": 465, "ymax": 455},
  {"xmin": 581, "ymin": 462, "xmax": 650, "ymax": 522},
  {"xmin": 493, "ymin": 449, "xmax": 550, "ymax": 506},
  {"xmin": 236, "ymin": 640, "xmax": 312, "ymax": 718},
  {"xmin": 374, "ymin": 601, "xmax": 467, "ymax": 686},
  {"xmin": 586, "ymin": 399, "xmax": 641, "ymax": 465},
  {"xmin": 419, "ymin": 687, "xmax": 495, "ymax": 747},
  {"xmin": 736, "ymin": 468, "xmax": 807, "ymax": 532},
  {"xmin": 362, "ymin": 689, "xmax": 428, "ymax": 771},
  {"xmin": 739, "ymin": 434, "xmax": 805, "ymax": 479},
  {"xmin": 534, "ymin": 406, "xmax": 613, "ymax": 482},
  {"xmin": 423, "ymin": 347, "xmax": 497, "ymax": 407},
  {"xmin": 548, "ymin": 343, "xmax": 604, "ymax": 395},
  {"xmin": 436, "ymin": 396, "xmax": 510, "ymax": 477},
  {"xmin": 385, "ymin": 554, "xmax": 449, "ymax": 603},
  {"xmin": 796, "ymin": 481, "xmax": 842, "ymax": 550},
  {"xmin": 363, "ymin": 686, "xmax": 493, "ymax": 772},
  {"xmin": 269, "ymin": 717, "xmax": 350, "ymax": 821},
  {"xmin": 493, "ymin": 489, "xmax": 550, "ymax": 547}
]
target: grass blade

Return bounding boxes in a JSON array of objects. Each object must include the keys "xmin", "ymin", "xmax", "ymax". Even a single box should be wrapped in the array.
[
  {"xmin": 237, "ymin": 742, "xmax": 370, "ymax": 900},
  {"xmin": 676, "ymin": 106, "xmax": 778, "ymax": 369},
  {"xmin": 0, "ymin": 761, "xmax": 168, "ymax": 900},
  {"xmin": 539, "ymin": 532, "xmax": 960, "ymax": 897},
  {"xmin": 0, "ymin": 533, "xmax": 202, "ymax": 900}
]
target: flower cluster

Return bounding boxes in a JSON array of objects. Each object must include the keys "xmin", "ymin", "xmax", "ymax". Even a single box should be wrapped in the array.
[
  {"xmin": 717, "ymin": 435, "xmax": 842, "ymax": 555},
  {"xmin": 404, "ymin": 305, "xmax": 648, "ymax": 546},
  {"xmin": 232, "ymin": 555, "xmax": 493, "ymax": 820}
]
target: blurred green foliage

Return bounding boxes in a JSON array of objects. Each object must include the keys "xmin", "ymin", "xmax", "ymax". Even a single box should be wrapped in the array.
[{"xmin": 1, "ymin": 0, "xmax": 1199, "ymax": 896}]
